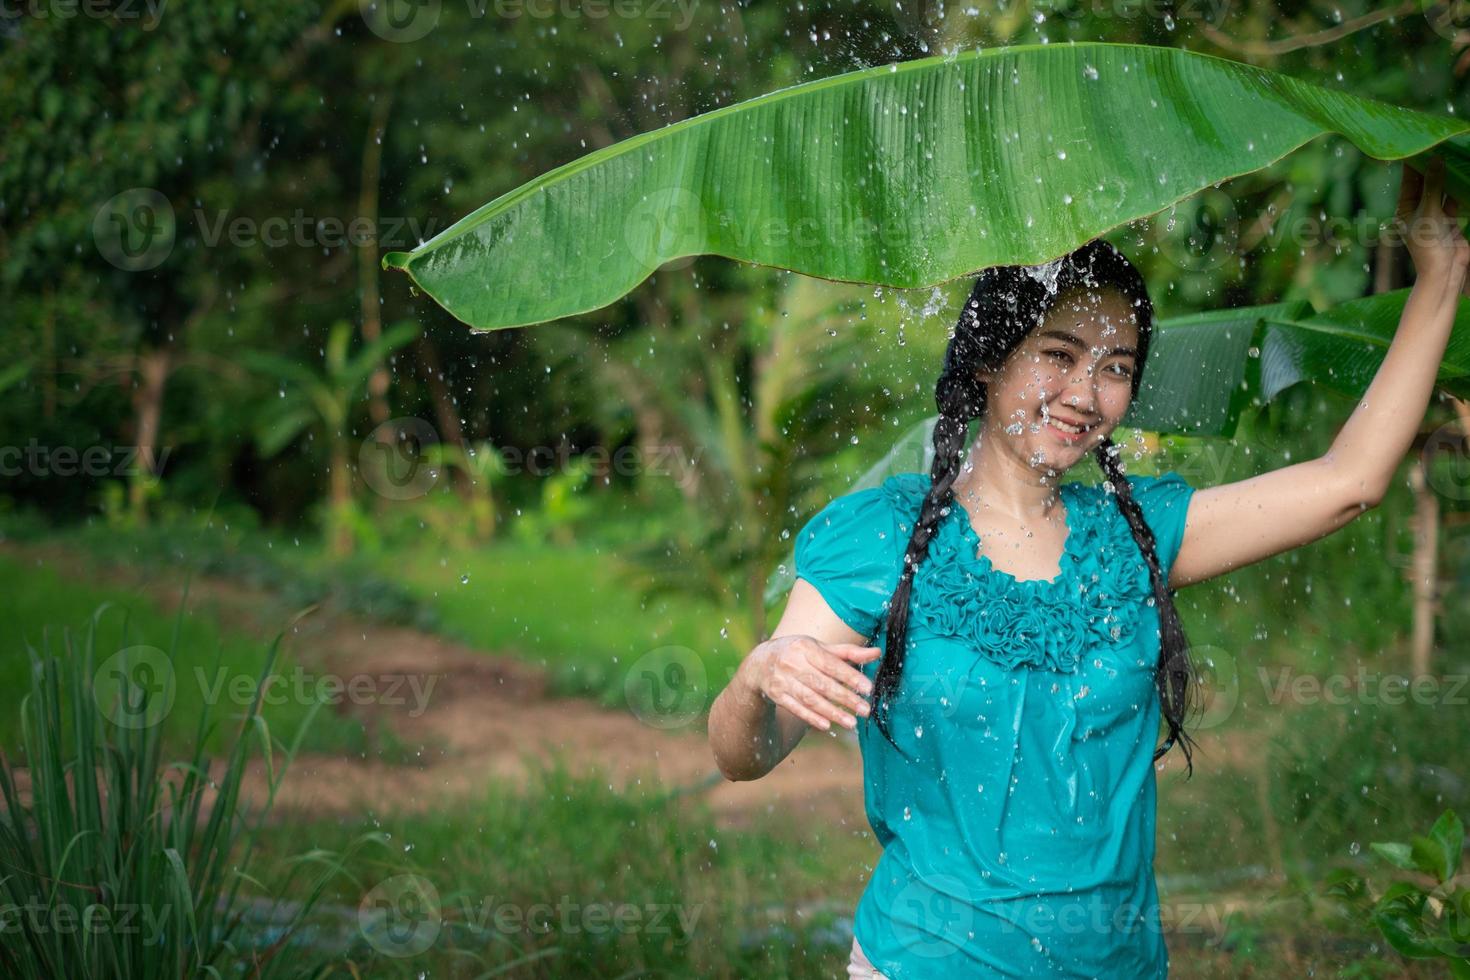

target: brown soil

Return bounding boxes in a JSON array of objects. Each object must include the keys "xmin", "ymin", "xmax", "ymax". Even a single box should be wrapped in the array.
[{"xmin": 2, "ymin": 542, "xmax": 866, "ymax": 832}]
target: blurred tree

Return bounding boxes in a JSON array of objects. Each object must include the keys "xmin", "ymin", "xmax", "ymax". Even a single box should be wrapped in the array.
[{"xmin": 244, "ymin": 319, "xmax": 420, "ymax": 556}]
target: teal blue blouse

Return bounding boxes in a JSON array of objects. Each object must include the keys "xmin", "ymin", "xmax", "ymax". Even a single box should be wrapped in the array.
[{"xmin": 794, "ymin": 470, "xmax": 1197, "ymax": 979}]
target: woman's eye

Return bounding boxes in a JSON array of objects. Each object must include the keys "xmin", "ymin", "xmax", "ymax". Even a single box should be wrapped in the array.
[{"xmin": 1048, "ymin": 349, "xmax": 1132, "ymax": 378}]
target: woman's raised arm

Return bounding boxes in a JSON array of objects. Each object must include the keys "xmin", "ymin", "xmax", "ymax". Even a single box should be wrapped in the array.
[{"xmin": 1169, "ymin": 159, "xmax": 1469, "ymax": 590}]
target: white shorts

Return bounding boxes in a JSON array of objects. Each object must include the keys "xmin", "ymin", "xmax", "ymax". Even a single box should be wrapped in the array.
[{"xmin": 847, "ymin": 937, "xmax": 891, "ymax": 979}]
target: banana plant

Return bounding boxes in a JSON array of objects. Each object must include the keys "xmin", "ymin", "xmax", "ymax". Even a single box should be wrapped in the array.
[
  {"xmin": 244, "ymin": 319, "xmax": 420, "ymax": 556},
  {"xmin": 421, "ymin": 440, "xmax": 501, "ymax": 543},
  {"xmin": 603, "ymin": 272, "xmax": 872, "ymax": 650}
]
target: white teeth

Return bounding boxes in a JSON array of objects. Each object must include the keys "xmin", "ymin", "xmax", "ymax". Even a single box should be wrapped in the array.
[{"xmin": 1049, "ymin": 418, "xmax": 1084, "ymax": 434}]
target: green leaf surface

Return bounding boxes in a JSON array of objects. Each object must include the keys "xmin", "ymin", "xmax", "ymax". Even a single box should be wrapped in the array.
[
  {"xmin": 1374, "ymin": 882, "xmax": 1439, "ymax": 959},
  {"xmin": 1416, "ymin": 833, "xmax": 1454, "ymax": 883},
  {"xmin": 1430, "ymin": 809, "xmax": 1467, "ymax": 882},
  {"xmin": 383, "ymin": 42, "xmax": 1467, "ymax": 333},
  {"xmin": 1121, "ymin": 289, "xmax": 1470, "ymax": 436},
  {"xmin": 1371, "ymin": 841, "xmax": 1418, "ymax": 872}
]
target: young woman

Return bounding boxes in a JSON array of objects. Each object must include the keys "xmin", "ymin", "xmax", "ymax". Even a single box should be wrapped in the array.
[{"xmin": 707, "ymin": 160, "xmax": 1466, "ymax": 978}]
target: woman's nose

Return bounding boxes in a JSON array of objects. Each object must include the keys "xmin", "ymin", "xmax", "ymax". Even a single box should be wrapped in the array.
[{"xmin": 1064, "ymin": 370, "xmax": 1099, "ymax": 412}]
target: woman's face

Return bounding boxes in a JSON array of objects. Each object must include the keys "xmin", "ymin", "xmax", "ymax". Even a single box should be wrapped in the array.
[{"xmin": 977, "ymin": 285, "xmax": 1142, "ymax": 474}]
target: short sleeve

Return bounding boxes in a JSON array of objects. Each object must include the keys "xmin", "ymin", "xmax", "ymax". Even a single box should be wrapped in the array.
[
  {"xmin": 1126, "ymin": 469, "xmax": 1197, "ymax": 577},
  {"xmin": 793, "ymin": 486, "xmax": 902, "ymax": 641}
]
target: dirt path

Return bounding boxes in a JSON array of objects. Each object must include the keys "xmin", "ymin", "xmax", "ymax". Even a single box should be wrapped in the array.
[{"xmin": 3, "ymin": 542, "xmax": 867, "ymax": 832}]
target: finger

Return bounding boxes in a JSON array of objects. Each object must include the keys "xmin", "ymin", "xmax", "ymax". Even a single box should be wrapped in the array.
[
  {"xmin": 812, "ymin": 648, "xmax": 876, "ymax": 697},
  {"xmin": 801, "ymin": 658, "xmax": 873, "ymax": 716},
  {"xmin": 828, "ymin": 643, "xmax": 884, "ymax": 663},
  {"xmin": 775, "ymin": 691, "xmax": 831, "ymax": 732},
  {"xmin": 789, "ymin": 678, "xmax": 857, "ymax": 730}
]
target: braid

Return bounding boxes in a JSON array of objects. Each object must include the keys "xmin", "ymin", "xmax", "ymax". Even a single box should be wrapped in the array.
[
  {"xmin": 1093, "ymin": 437, "xmax": 1200, "ymax": 776},
  {"xmin": 870, "ymin": 373, "xmax": 986, "ymax": 754}
]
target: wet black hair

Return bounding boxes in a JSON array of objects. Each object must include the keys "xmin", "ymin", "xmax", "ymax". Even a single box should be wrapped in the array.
[{"xmin": 871, "ymin": 238, "xmax": 1199, "ymax": 776}]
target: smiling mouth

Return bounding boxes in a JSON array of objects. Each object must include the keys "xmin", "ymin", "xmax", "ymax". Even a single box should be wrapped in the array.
[
  {"xmin": 1047, "ymin": 418, "xmax": 1091, "ymax": 435},
  {"xmin": 1041, "ymin": 411, "xmax": 1096, "ymax": 437}
]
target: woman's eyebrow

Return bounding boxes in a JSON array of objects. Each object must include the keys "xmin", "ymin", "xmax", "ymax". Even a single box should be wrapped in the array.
[{"xmin": 1038, "ymin": 328, "xmax": 1138, "ymax": 358}]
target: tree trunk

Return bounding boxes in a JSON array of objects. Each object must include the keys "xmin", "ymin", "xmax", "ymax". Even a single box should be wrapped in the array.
[
  {"xmin": 329, "ymin": 436, "xmax": 355, "ymax": 557},
  {"xmin": 1407, "ymin": 458, "xmax": 1438, "ymax": 678},
  {"xmin": 128, "ymin": 346, "xmax": 173, "ymax": 524},
  {"xmin": 1377, "ymin": 234, "xmax": 1437, "ymax": 673},
  {"xmin": 416, "ymin": 333, "xmax": 472, "ymax": 497},
  {"xmin": 42, "ymin": 291, "xmax": 56, "ymax": 420},
  {"xmin": 358, "ymin": 94, "xmax": 394, "ymax": 430}
]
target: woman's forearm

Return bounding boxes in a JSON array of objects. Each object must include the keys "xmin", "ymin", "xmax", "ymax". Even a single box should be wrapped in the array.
[
  {"xmin": 707, "ymin": 644, "xmax": 785, "ymax": 782},
  {"xmin": 1328, "ymin": 268, "xmax": 1466, "ymax": 502}
]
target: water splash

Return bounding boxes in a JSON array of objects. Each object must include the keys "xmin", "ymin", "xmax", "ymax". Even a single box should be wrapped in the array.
[{"xmin": 1021, "ymin": 256, "xmax": 1066, "ymax": 296}]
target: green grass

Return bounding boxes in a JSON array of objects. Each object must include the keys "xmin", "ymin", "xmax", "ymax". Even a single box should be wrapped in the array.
[
  {"xmin": 251, "ymin": 756, "xmax": 874, "ymax": 979},
  {"xmin": 6, "ymin": 502, "xmax": 746, "ymax": 715},
  {"xmin": 4, "ymin": 510, "xmax": 442, "ymax": 632},
  {"xmin": 0, "ymin": 555, "xmax": 393, "ymax": 758},
  {"xmin": 365, "ymin": 537, "xmax": 745, "ymax": 706},
  {"xmin": 0, "ymin": 604, "xmax": 359, "ymax": 979}
]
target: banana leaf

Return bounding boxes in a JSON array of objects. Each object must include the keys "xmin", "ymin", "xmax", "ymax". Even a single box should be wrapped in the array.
[{"xmin": 384, "ymin": 41, "xmax": 1467, "ymax": 334}]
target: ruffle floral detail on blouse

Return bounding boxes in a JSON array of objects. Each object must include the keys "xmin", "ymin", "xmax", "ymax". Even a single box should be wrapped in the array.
[{"xmin": 877, "ymin": 473, "xmax": 1153, "ymax": 673}]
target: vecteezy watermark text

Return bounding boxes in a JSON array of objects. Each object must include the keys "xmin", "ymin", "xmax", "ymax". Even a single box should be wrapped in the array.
[
  {"xmin": 195, "ymin": 665, "xmax": 440, "ymax": 717},
  {"xmin": 0, "ymin": 0, "xmax": 166, "ymax": 29},
  {"xmin": 93, "ymin": 647, "xmax": 443, "ymax": 729},
  {"xmin": 359, "ymin": 0, "xmax": 699, "ymax": 44},
  {"xmin": 93, "ymin": 188, "xmax": 444, "ymax": 271},
  {"xmin": 1257, "ymin": 666, "xmax": 1470, "ymax": 708},
  {"xmin": 358, "ymin": 874, "xmax": 703, "ymax": 958},
  {"xmin": 0, "ymin": 899, "xmax": 171, "ymax": 942},
  {"xmin": 0, "ymin": 441, "xmax": 171, "ymax": 478}
]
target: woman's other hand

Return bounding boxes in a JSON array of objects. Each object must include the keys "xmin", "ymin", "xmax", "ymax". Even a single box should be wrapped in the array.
[
  {"xmin": 1397, "ymin": 156, "xmax": 1470, "ymax": 287},
  {"xmin": 744, "ymin": 635, "xmax": 878, "ymax": 732}
]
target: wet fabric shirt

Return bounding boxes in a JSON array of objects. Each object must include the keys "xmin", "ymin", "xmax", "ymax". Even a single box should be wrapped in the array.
[{"xmin": 794, "ymin": 470, "xmax": 1197, "ymax": 979}]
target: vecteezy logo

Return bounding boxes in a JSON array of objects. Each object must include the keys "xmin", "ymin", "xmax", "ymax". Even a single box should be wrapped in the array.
[
  {"xmin": 1422, "ymin": 418, "xmax": 1470, "ymax": 502},
  {"xmin": 624, "ymin": 645, "xmax": 707, "ymax": 729},
  {"xmin": 890, "ymin": 871, "xmax": 974, "ymax": 959},
  {"xmin": 93, "ymin": 646, "xmax": 176, "ymax": 729},
  {"xmin": 358, "ymin": 874, "xmax": 442, "ymax": 957},
  {"xmin": 1155, "ymin": 187, "xmax": 1240, "ymax": 275},
  {"xmin": 358, "ymin": 418, "xmax": 441, "ymax": 500},
  {"xmin": 359, "ymin": 0, "xmax": 441, "ymax": 42},
  {"xmin": 1187, "ymin": 644, "xmax": 1239, "ymax": 731},
  {"xmin": 93, "ymin": 188, "xmax": 175, "ymax": 272},
  {"xmin": 623, "ymin": 187, "xmax": 702, "ymax": 273}
]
